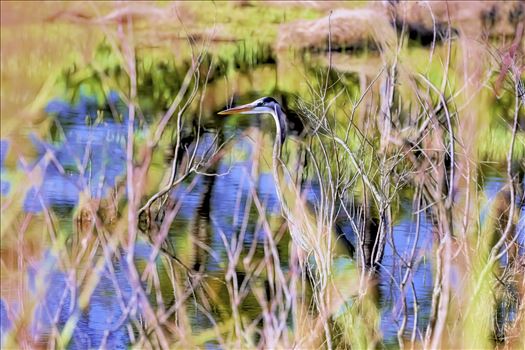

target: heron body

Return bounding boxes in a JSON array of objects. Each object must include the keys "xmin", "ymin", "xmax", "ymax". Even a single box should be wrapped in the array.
[{"xmin": 218, "ymin": 97, "xmax": 353, "ymax": 260}]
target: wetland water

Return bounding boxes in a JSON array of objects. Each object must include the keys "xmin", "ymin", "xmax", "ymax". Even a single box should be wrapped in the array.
[
  {"xmin": 2, "ymin": 85, "xmax": 522, "ymax": 348},
  {"xmin": 1, "ymin": 2, "xmax": 524, "ymax": 349}
]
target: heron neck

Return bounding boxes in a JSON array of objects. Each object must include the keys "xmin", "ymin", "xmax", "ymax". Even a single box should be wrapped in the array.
[
  {"xmin": 271, "ymin": 105, "xmax": 287, "ymax": 157},
  {"xmin": 270, "ymin": 106, "xmax": 284, "ymax": 204}
]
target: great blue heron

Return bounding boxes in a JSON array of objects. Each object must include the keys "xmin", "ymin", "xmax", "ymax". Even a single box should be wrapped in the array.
[{"xmin": 218, "ymin": 97, "xmax": 354, "ymax": 258}]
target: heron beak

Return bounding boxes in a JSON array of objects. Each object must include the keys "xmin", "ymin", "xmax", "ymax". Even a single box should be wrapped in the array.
[{"xmin": 218, "ymin": 102, "xmax": 256, "ymax": 115}]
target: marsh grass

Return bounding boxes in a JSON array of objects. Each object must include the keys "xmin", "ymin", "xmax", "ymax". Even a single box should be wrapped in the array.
[{"xmin": 1, "ymin": 2, "xmax": 524, "ymax": 349}]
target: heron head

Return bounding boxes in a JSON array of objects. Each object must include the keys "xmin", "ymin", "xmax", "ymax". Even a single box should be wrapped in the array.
[{"xmin": 218, "ymin": 97, "xmax": 279, "ymax": 116}]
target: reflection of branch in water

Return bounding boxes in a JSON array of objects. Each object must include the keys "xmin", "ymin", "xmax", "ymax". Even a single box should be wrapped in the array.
[
  {"xmin": 137, "ymin": 127, "xmax": 229, "ymax": 230},
  {"xmin": 188, "ymin": 133, "xmax": 224, "ymax": 272},
  {"xmin": 190, "ymin": 174, "xmax": 215, "ymax": 272},
  {"xmin": 138, "ymin": 128, "xmax": 230, "ymax": 280}
]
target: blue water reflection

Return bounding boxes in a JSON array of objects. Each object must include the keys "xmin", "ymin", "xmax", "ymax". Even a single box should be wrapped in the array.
[
  {"xmin": 0, "ymin": 140, "xmax": 10, "ymax": 195},
  {"xmin": 519, "ymin": 205, "xmax": 525, "ymax": 256},
  {"xmin": 1, "ymin": 248, "xmax": 140, "ymax": 349},
  {"xmin": 379, "ymin": 216, "xmax": 434, "ymax": 343},
  {"xmin": 23, "ymin": 95, "xmax": 128, "ymax": 213},
  {"xmin": 0, "ymin": 299, "xmax": 10, "ymax": 348}
]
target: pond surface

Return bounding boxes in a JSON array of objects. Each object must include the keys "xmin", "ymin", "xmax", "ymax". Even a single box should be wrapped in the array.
[{"xmin": 2, "ymin": 91, "xmax": 521, "ymax": 348}]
